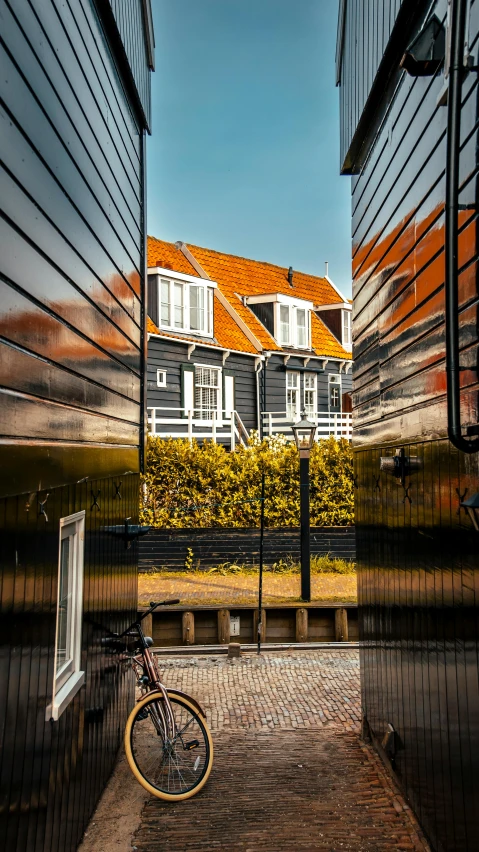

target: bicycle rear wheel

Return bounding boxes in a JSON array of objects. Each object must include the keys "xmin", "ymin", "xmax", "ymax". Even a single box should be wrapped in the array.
[{"xmin": 125, "ymin": 691, "xmax": 213, "ymax": 801}]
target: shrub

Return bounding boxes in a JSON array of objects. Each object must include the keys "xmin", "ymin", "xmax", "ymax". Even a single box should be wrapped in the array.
[{"xmin": 140, "ymin": 433, "xmax": 353, "ymax": 529}]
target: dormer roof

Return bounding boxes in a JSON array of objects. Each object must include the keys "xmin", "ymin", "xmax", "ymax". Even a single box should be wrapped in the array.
[{"xmin": 147, "ymin": 236, "xmax": 352, "ymax": 360}]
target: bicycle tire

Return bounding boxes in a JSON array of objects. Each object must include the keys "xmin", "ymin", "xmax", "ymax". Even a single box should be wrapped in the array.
[{"xmin": 125, "ymin": 691, "xmax": 213, "ymax": 801}]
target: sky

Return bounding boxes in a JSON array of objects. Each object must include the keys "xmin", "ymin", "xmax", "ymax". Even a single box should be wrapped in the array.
[{"xmin": 147, "ymin": 0, "xmax": 352, "ymax": 295}]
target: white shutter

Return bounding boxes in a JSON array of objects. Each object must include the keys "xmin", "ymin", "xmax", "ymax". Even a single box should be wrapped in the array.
[
  {"xmin": 224, "ymin": 375, "xmax": 234, "ymax": 419},
  {"xmin": 183, "ymin": 369, "xmax": 194, "ymax": 416}
]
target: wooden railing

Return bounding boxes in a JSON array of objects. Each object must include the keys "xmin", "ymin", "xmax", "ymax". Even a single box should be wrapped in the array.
[
  {"xmin": 261, "ymin": 411, "xmax": 352, "ymax": 440},
  {"xmin": 147, "ymin": 407, "xmax": 249, "ymax": 448}
]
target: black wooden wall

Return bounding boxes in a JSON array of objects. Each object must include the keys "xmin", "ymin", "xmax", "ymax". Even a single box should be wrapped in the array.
[
  {"xmin": 0, "ymin": 0, "xmax": 151, "ymax": 849},
  {"xmin": 147, "ymin": 336, "xmax": 258, "ymax": 436},
  {"xmin": 338, "ymin": 0, "xmax": 479, "ymax": 849},
  {"xmin": 263, "ymin": 355, "xmax": 352, "ymax": 417}
]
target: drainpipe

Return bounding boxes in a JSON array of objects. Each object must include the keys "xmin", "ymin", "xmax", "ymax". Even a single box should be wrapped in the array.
[
  {"xmin": 255, "ymin": 358, "xmax": 263, "ymax": 439},
  {"xmin": 445, "ymin": 0, "xmax": 478, "ymax": 452}
]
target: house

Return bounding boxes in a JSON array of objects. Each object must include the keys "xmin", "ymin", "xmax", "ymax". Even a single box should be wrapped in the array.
[
  {"xmin": 0, "ymin": 2, "xmax": 153, "ymax": 851},
  {"xmin": 337, "ymin": 1, "xmax": 479, "ymax": 850},
  {"xmin": 146, "ymin": 237, "xmax": 353, "ymax": 447}
]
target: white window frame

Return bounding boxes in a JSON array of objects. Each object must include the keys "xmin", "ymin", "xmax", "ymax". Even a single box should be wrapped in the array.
[
  {"xmin": 156, "ymin": 369, "xmax": 167, "ymax": 387},
  {"xmin": 304, "ymin": 373, "xmax": 317, "ymax": 419},
  {"xmin": 194, "ymin": 364, "xmax": 223, "ymax": 423},
  {"xmin": 46, "ymin": 511, "xmax": 85, "ymax": 721},
  {"xmin": 342, "ymin": 309, "xmax": 352, "ymax": 348},
  {"xmin": 328, "ymin": 374, "xmax": 342, "ymax": 411},
  {"xmin": 286, "ymin": 371, "xmax": 301, "ymax": 421},
  {"xmin": 155, "ymin": 274, "xmax": 215, "ymax": 338}
]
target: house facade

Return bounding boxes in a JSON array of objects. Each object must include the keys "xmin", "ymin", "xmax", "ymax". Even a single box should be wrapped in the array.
[
  {"xmin": 337, "ymin": 1, "xmax": 479, "ymax": 850},
  {"xmin": 1, "ymin": 3, "xmax": 153, "ymax": 850},
  {"xmin": 146, "ymin": 238, "xmax": 353, "ymax": 447}
]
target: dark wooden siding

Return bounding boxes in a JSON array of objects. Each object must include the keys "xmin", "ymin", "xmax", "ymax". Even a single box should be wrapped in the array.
[
  {"xmin": 139, "ymin": 526, "xmax": 356, "ymax": 571},
  {"xmin": 340, "ymin": 0, "xmax": 479, "ymax": 848},
  {"xmin": 106, "ymin": 0, "xmax": 153, "ymax": 129},
  {"xmin": 147, "ymin": 337, "xmax": 258, "ymax": 435},
  {"xmin": 337, "ymin": 0, "xmax": 432, "ymax": 173},
  {"xmin": 0, "ymin": 0, "xmax": 147, "ymax": 499},
  {"xmin": 0, "ymin": 473, "xmax": 139, "ymax": 852},
  {"xmin": 263, "ymin": 355, "xmax": 352, "ymax": 416}
]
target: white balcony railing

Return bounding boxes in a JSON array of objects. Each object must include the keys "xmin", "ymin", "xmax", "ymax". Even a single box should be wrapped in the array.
[
  {"xmin": 261, "ymin": 411, "xmax": 352, "ymax": 440},
  {"xmin": 147, "ymin": 407, "xmax": 249, "ymax": 448}
]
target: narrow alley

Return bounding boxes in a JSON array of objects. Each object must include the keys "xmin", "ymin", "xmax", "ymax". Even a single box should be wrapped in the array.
[{"xmin": 80, "ymin": 651, "xmax": 430, "ymax": 852}]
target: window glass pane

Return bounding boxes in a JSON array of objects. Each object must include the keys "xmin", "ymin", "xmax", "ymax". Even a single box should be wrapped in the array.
[
  {"xmin": 190, "ymin": 286, "xmax": 205, "ymax": 331},
  {"xmin": 304, "ymin": 373, "xmax": 316, "ymax": 417},
  {"xmin": 342, "ymin": 311, "xmax": 351, "ymax": 345},
  {"xmin": 296, "ymin": 309, "xmax": 307, "ymax": 346},
  {"xmin": 207, "ymin": 289, "xmax": 213, "ymax": 335},
  {"xmin": 286, "ymin": 371, "xmax": 299, "ymax": 389},
  {"xmin": 160, "ymin": 280, "xmax": 170, "ymax": 325},
  {"xmin": 173, "ymin": 283, "xmax": 184, "ymax": 328},
  {"xmin": 195, "ymin": 366, "xmax": 219, "ymax": 418},
  {"xmin": 280, "ymin": 305, "xmax": 290, "ymax": 344},
  {"xmin": 57, "ymin": 537, "xmax": 72, "ymax": 674}
]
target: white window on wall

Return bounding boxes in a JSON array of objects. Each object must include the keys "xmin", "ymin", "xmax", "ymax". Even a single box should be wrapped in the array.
[
  {"xmin": 195, "ymin": 366, "xmax": 221, "ymax": 420},
  {"xmin": 156, "ymin": 369, "xmax": 167, "ymax": 387},
  {"xmin": 158, "ymin": 278, "xmax": 214, "ymax": 337},
  {"xmin": 286, "ymin": 371, "xmax": 300, "ymax": 421},
  {"xmin": 342, "ymin": 310, "xmax": 352, "ymax": 346},
  {"xmin": 329, "ymin": 374, "xmax": 341, "ymax": 410},
  {"xmin": 304, "ymin": 373, "xmax": 317, "ymax": 418},
  {"xmin": 46, "ymin": 511, "xmax": 85, "ymax": 721},
  {"xmin": 279, "ymin": 305, "xmax": 290, "ymax": 345},
  {"xmin": 296, "ymin": 309, "xmax": 307, "ymax": 347}
]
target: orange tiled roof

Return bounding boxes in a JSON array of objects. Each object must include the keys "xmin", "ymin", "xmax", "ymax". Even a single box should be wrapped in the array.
[
  {"xmin": 147, "ymin": 237, "xmax": 198, "ymax": 277},
  {"xmin": 147, "ymin": 237, "xmax": 351, "ymax": 359},
  {"xmin": 147, "ymin": 298, "xmax": 257, "ymax": 354}
]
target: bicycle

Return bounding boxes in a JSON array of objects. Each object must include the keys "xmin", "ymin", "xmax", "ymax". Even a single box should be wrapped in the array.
[{"xmin": 119, "ymin": 599, "xmax": 214, "ymax": 801}]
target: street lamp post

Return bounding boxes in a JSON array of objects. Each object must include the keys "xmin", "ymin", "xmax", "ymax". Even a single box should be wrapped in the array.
[{"xmin": 291, "ymin": 413, "xmax": 317, "ymax": 602}]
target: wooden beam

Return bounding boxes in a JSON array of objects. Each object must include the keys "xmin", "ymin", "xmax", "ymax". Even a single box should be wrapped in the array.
[
  {"xmin": 253, "ymin": 608, "xmax": 266, "ymax": 643},
  {"xmin": 182, "ymin": 611, "xmax": 195, "ymax": 645},
  {"xmin": 335, "ymin": 607, "xmax": 348, "ymax": 642},
  {"xmin": 296, "ymin": 608, "xmax": 308, "ymax": 642},
  {"xmin": 142, "ymin": 613, "xmax": 153, "ymax": 640},
  {"xmin": 218, "ymin": 609, "xmax": 230, "ymax": 644}
]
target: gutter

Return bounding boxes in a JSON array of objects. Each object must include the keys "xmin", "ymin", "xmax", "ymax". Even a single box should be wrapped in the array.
[{"xmin": 147, "ymin": 331, "xmax": 264, "ymax": 360}]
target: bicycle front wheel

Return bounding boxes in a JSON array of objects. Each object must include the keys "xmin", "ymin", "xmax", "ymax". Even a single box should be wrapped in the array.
[{"xmin": 125, "ymin": 691, "xmax": 213, "ymax": 801}]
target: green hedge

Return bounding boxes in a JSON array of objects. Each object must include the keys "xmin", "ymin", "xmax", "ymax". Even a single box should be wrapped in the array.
[{"xmin": 141, "ymin": 433, "xmax": 353, "ymax": 529}]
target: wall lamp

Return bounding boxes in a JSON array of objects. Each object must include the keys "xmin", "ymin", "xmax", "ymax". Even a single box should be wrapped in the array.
[
  {"xmin": 103, "ymin": 517, "xmax": 151, "ymax": 548},
  {"xmin": 460, "ymin": 493, "xmax": 479, "ymax": 532}
]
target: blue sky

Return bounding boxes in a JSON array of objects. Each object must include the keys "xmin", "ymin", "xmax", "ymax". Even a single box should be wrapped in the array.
[{"xmin": 147, "ymin": 0, "xmax": 352, "ymax": 294}]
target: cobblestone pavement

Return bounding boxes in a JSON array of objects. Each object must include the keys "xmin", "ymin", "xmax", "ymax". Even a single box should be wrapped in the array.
[
  {"xmin": 132, "ymin": 651, "xmax": 430, "ymax": 852},
  {"xmin": 138, "ymin": 571, "xmax": 357, "ymax": 606}
]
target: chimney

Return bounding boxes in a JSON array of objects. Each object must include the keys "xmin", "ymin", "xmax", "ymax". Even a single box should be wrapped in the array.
[
  {"xmin": 287, "ymin": 266, "xmax": 294, "ymax": 287},
  {"xmin": 325, "ymin": 261, "xmax": 329, "ymax": 278}
]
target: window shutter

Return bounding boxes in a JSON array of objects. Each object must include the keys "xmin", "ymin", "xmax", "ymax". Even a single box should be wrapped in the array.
[
  {"xmin": 223, "ymin": 371, "xmax": 235, "ymax": 419},
  {"xmin": 147, "ymin": 275, "xmax": 159, "ymax": 327},
  {"xmin": 181, "ymin": 364, "xmax": 195, "ymax": 418}
]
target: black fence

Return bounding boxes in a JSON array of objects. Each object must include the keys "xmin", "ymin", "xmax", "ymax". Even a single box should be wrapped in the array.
[{"xmin": 139, "ymin": 526, "xmax": 355, "ymax": 572}]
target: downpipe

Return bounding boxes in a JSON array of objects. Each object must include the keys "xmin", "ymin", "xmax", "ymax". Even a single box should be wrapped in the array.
[{"xmin": 445, "ymin": 0, "xmax": 478, "ymax": 452}]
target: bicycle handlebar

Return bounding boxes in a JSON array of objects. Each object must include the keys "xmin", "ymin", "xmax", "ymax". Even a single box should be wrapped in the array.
[{"xmin": 119, "ymin": 599, "xmax": 181, "ymax": 638}]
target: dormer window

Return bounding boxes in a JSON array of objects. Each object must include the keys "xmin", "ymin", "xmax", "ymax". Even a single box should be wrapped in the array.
[
  {"xmin": 148, "ymin": 267, "xmax": 216, "ymax": 337},
  {"xmin": 315, "ymin": 302, "xmax": 352, "ymax": 351},
  {"xmin": 245, "ymin": 293, "xmax": 312, "ymax": 349}
]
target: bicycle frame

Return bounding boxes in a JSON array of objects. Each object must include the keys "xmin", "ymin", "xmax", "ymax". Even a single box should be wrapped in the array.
[{"xmin": 120, "ymin": 600, "xmax": 180, "ymax": 743}]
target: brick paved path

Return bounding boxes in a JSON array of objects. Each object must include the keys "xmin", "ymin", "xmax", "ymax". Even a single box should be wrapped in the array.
[{"xmin": 132, "ymin": 652, "xmax": 430, "ymax": 852}]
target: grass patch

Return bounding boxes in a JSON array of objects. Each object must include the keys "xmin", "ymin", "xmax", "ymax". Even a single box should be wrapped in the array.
[{"xmin": 202, "ymin": 554, "xmax": 355, "ymax": 576}]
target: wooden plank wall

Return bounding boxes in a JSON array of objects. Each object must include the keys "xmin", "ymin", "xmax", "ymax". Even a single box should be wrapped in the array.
[
  {"xmin": 0, "ymin": 0, "xmax": 145, "ymax": 498},
  {"xmin": 338, "ymin": 0, "xmax": 402, "ymax": 168},
  {"xmin": 264, "ymin": 355, "xmax": 352, "ymax": 417},
  {"xmin": 0, "ymin": 474, "xmax": 139, "ymax": 852},
  {"xmin": 340, "ymin": 0, "xmax": 479, "ymax": 848},
  {"xmin": 108, "ymin": 0, "xmax": 152, "ymax": 128},
  {"xmin": 139, "ymin": 526, "xmax": 356, "ymax": 571}
]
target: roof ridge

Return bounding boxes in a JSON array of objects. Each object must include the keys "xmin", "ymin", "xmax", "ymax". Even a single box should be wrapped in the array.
[{"xmin": 183, "ymin": 241, "xmax": 330, "ymax": 284}]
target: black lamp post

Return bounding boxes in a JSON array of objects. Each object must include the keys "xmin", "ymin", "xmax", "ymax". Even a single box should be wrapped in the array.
[{"xmin": 291, "ymin": 413, "xmax": 317, "ymax": 602}]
